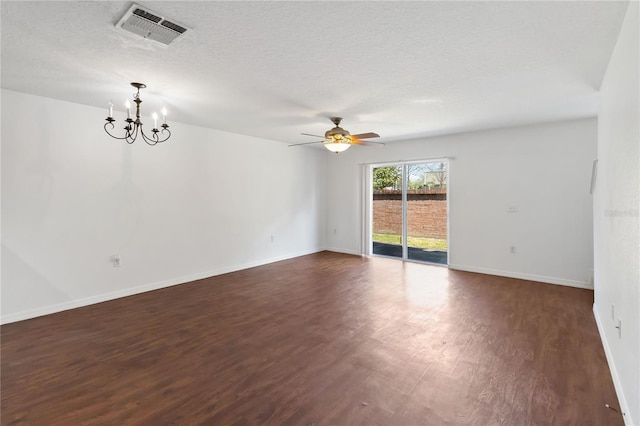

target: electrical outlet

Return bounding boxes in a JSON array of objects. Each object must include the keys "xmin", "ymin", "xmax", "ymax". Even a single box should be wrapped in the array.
[
  {"xmin": 112, "ymin": 255, "xmax": 121, "ymax": 267},
  {"xmin": 508, "ymin": 206, "xmax": 518, "ymax": 213},
  {"xmin": 509, "ymin": 246, "xmax": 516, "ymax": 254}
]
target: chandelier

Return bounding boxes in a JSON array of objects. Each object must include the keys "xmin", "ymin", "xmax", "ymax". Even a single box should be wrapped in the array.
[{"xmin": 104, "ymin": 82, "xmax": 171, "ymax": 145}]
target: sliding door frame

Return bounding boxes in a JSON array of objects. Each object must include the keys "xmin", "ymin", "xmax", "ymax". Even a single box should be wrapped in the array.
[{"xmin": 363, "ymin": 158, "xmax": 450, "ymax": 265}]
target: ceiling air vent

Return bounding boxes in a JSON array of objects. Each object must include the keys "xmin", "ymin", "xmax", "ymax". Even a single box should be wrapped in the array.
[{"xmin": 116, "ymin": 3, "xmax": 189, "ymax": 46}]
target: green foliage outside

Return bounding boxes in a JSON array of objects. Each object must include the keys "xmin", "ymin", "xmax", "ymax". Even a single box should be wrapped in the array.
[
  {"xmin": 373, "ymin": 163, "xmax": 447, "ymax": 191},
  {"xmin": 372, "ymin": 166, "xmax": 402, "ymax": 190},
  {"xmin": 373, "ymin": 233, "xmax": 448, "ymax": 250},
  {"xmin": 407, "ymin": 179, "xmax": 423, "ymax": 190}
]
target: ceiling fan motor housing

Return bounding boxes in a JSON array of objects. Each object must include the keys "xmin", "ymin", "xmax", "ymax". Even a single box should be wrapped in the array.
[{"xmin": 325, "ymin": 126, "xmax": 351, "ymax": 141}]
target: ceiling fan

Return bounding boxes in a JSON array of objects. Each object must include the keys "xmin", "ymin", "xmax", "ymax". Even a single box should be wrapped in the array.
[{"xmin": 289, "ymin": 117, "xmax": 384, "ymax": 153}]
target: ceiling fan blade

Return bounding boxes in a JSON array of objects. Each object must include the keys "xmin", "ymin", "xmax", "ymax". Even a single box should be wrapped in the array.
[
  {"xmin": 350, "ymin": 132, "xmax": 380, "ymax": 139},
  {"xmin": 288, "ymin": 140, "xmax": 324, "ymax": 147},
  {"xmin": 301, "ymin": 132, "xmax": 326, "ymax": 138},
  {"xmin": 351, "ymin": 138, "xmax": 385, "ymax": 147}
]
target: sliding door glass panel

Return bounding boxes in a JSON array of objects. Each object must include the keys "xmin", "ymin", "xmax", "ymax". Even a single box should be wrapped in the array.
[
  {"xmin": 406, "ymin": 162, "xmax": 448, "ymax": 264},
  {"xmin": 372, "ymin": 165, "xmax": 403, "ymax": 258}
]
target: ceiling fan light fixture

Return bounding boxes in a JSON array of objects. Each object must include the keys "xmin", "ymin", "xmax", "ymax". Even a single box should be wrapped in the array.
[
  {"xmin": 291, "ymin": 117, "xmax": 380, "ymax": 153},
  {"xmin": 323, "ymin": 138, "xmax": 351, "ymax": 153}
]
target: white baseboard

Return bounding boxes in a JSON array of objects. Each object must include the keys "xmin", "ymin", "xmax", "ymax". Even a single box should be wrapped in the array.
[
  {"xmin": 2, "ymin": 253, "xmax": 592, "ymax": 324},
  {"xmin": 325, "ymin": 247, "xmax": 362, "ymax": 256},
  {"xmin": 593, "ymin": 304, "xmax": 632, "ymax": 425},
  {"xmin": 447, "ymin": 264, "xmax": 592, "ymax": 289},
  {"xmin": 1, "ymin": 248, "xmax": 323, "ymax": 325}
]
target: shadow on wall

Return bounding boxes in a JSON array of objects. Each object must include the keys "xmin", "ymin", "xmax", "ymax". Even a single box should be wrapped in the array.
[
  {"xmin": 105, "ymin": 143, "xmax": 143, "ymax": 247},
  {"xmin": 24, "ymin": 106, "xmax": 57, "ymax": 225},
  {"xmin": 1, "ymin": 244, "xmax": 70, "ymax": 318}
]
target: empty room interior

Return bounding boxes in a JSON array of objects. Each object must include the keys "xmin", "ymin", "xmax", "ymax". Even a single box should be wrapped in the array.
[{"xmin": 1, "ymin": 1, "xmax": 638, "ymax": 425}]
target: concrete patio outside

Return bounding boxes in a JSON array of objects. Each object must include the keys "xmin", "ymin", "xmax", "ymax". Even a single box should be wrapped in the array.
[{"xmin": 372, "ymin": 242, "xmax": 448, "ymax": 265}]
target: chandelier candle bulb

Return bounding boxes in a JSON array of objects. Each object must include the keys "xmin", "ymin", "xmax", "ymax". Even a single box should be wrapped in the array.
[
  {"xmin": 125, "ymin": 100, "xmax": 131, "ymax": 119},
  {"xmin": 162, "ymin": 108, "xmax": 167, "ymax": 125},
  {"xmin": 152, "ymin": 112, "xmax": 158, "ymax": 129},
  {"xmin": 108, "ymin": 101, "xmax": 113, "ymax": 118}
]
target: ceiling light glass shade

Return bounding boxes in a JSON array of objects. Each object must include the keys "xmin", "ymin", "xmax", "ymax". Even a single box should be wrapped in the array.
[{"xmin": 323, "ymin": 139, "xmax": 351, "ymax": 153}]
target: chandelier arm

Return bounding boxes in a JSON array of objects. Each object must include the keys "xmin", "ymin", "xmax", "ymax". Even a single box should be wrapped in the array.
[
  {"xmin": 157, "ymin": 126, "xmax": 171, "ymax": 142},
  {"xmin": 126, "ymin": 123, "xmax": 139, "ymax": 144},
  {"xmin": 140, "ymin": 126, "xmax": 171, "ymax": 145},
  {"xmin": 164, "ymin": 127, "xmax": 172, "ymax": 138},
  {"xmin": 105, "ymin": 121, "xmax": 136, "ymax": 142},
  {"xmin": 139, "ymin": 128, "xmax": 159, "ymax": 146}
]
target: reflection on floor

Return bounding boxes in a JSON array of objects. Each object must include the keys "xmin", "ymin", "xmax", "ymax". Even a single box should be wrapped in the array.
[{"xmin": 373, "ymin": 242, "xmax": 448, "ymax": 265}]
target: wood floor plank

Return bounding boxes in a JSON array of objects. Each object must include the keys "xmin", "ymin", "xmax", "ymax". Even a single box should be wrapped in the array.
[{"xmin": 1, "ymin": 251, "xmax": 623, "ymax": 425}]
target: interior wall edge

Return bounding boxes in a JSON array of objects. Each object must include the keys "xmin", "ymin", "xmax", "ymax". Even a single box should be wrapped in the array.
[
  {"xmin": 0, "ymin": 247, "xmax": 324, "ymax": 325},
  {"xmin": 593, "ymin": 304, "xmax": 631, "ymax": 425}
]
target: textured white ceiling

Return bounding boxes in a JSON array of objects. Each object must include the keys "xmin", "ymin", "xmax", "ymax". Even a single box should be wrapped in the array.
[{"xmin": 0, "ymin": 1, "xmax": 630, "ymax": 144}]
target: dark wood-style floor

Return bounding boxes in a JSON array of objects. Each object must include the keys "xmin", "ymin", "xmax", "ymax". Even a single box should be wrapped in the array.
[{"xmin": 1, "ymin": 251, "xmax": 622, "ymax": 425}]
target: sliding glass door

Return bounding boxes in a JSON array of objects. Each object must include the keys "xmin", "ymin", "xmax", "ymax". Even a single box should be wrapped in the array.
[
  {"xmin": 371, "ymin": 165, "xmax": 404, "ymax": 259},
  {"xmin": 371, "ymin": 161, "xmax": 448, "ymax": 265}
]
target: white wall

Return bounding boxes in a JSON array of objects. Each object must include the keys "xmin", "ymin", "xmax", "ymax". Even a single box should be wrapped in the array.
[
  {"xmin": 593, "ymin": 2, "xmax": 639, "ymax": 424},
  {"xmin": 326, "ymin": 118, "xmax": 597, "ymax": 288},
  {"xmin": 1, "ymin": 89, "xmax": 327, "ymax": 323}
]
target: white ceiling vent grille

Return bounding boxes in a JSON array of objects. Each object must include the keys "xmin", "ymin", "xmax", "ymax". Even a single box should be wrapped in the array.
[{"xmin": 116, "ymin": 4, "xmax": 189, "ymax": 46}]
